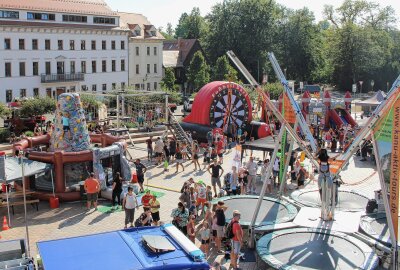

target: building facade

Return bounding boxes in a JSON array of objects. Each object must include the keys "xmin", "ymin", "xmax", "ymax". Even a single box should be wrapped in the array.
[
  {"xmin": 0, "ymin": 0, "xmax": 129, "ymax": 103},
  {"xmin": 118, "ymin": 12, "xmax": 164, "ymax": 91}
]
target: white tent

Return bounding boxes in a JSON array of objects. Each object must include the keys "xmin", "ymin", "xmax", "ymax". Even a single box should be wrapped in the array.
[{"xmin": 355, "ymin": 90, "xmax": 387, "ymax": 114}]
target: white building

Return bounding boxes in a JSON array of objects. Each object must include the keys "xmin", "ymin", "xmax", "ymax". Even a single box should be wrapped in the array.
[
  {"xmin": 118, "ymin": 12, "xmax": 164, "ymax": 91},
  {"xmin": 0, "ymin": 0, "xmax": 129, "ymax": 103}
]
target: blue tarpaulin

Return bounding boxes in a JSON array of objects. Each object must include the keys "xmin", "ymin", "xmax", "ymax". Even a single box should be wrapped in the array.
[
  {"xmin": 3, "ymin": 157, "xmax": 51, "ymax": 183},
  {"xmin": 37, "ymin": 226, "xmax": 210, "ymax": 270}
]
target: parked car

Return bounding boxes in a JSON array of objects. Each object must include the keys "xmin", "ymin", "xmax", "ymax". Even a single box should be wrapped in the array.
[
  {"xmin": 296, "ymin": 85, "xmax": 321, "ymax": 94},
  {"xmin": 183, "ymin": 98, "xmax": 194, "ymax": 112}
]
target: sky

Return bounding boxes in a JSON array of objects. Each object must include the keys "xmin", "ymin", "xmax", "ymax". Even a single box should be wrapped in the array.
[{"xmin": 106, "ymin": 0, "xmax": 400, "ymax": 29}]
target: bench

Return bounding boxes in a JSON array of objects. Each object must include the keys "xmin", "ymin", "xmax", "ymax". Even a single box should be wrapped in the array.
[{"xmin": 1, "ymin": 199, "xmax": 39, "ymax": 215}]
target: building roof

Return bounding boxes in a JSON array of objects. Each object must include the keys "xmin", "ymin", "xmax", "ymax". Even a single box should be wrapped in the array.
[
  {"xmin": 0, "ymin": 0, "xmax": 117, "ymax": 16},
  {"xmin": 163, "ymin": 39, "xmax": 199, "ymax": 67},
  {"xmin": 118, "ymin": 12, "xmax": 164, "ymax": 40}
]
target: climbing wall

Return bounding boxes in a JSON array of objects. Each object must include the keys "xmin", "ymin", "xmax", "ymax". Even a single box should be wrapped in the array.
[{"xmin": 50, "ymin": 93, "xmax": 91, "ymax": 152}]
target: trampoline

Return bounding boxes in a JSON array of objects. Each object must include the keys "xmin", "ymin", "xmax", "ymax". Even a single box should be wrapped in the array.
[
  {"xmin": 291, "ymin": 189, "xmax": 369, "ymax": 212},
  {"xmin": 257, "ymin": 228, "xmax": 379, "ymax": 270},
  {"xmin": 360, "ymin": 213, "xmax": 400, "ymax": 247},
  {"xmin": 212, "ymin": 195, "xmax": 297, "ymax": 227}
]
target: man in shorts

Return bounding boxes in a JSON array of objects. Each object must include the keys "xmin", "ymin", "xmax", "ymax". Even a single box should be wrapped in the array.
[
  {"xmin": 230, "ymin": 210, "xmax": 243, "ymax": 269},
  {"xmin": 154, "ymin": 137, "xmax": 164, "ymax": 165},
  {"xmin": 84, "ymin": 172, "xmax": 100, "ymax": 211},
  {"xmin": 215, "ymin": 201, "xmax": 227, "ymax": 253},
  {"xmin": 134, "ymin": 159, "xmax": 147, "ymax": 192},
  {"xmin": 246, "ymin": 156, "xmax": 257, "ymax": 194},
  {"xmin": 208, "ymin": 159, "xmax": 224, "ymax": 197},
  {"xmin": 196, "ymin": 182, "xmax": 207, "ymax": 216}
]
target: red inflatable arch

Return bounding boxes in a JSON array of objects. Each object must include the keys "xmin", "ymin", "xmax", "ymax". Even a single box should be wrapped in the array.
[{"xmin": 183, "ymin": 81, "xmax": 253, "ymax": 128}]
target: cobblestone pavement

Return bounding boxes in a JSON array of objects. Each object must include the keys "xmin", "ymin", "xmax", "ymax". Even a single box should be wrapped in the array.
[{"xmin": 0, "ymin": 141, "xmax": 381, "ymax": 269}]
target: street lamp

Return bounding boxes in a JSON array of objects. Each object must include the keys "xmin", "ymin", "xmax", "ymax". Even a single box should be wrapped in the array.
[
  {"xmin": 359, "ymin": 81, "xmax": 363, "ymax": 98},
  {"xmin": 284, "ymin": 68, "xmax": 287, "ymax": 78},
  {"xmin": 371, "ymin": 80, "xmax": 375, "ymax": 92},
  {"xmin": 387, "ymin": 82, "xmax": 389, "ymax": 92}
]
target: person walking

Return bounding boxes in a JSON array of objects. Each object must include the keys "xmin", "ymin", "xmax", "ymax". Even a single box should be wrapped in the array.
[
  {"xmin": 208, "ymin": 159, "xmax": 224, "ymax": 198},
  {"xmin": 191, "ymin": 141, "xmax": 201, "ymax": 171},
  {"xmin": 134, "ymin": 159, "xmax": 147, "ymax": 193},
  {"xmin": 169, "ymin": 138, "xmax": 176, "ymax": 163},
  {"xmin": 146, "ymin": 136, "xmax": 153, "ymax": 162},
  {"xmin": 246, "ymin": 156, "xmax": 257, "ymax": 194},
  {"xmin": 84, "ymin": 172, "xmax": 100, "ymax": 211},
  {"xmin": 111, "ymin": 172, "xmax": 123, "ymax": 210},
  {"xmin": 230, "ymin": 166, "xmax": 239, "ymax": 195},
  {"xmin": 229, "ymin": 210, "xmax": 243, "ymax": 270},
  {"xmin": 154, "ymin": 137, "xmax": 164, "ymax": 165},
  {"xmin": 122, "ymin": 186, "xmax": 139, "ymax": 228},
  {"xmin": 171, "ymin": 202, "xmax": 190, "ymax": 235},
  {"xmin": 149, "ymin": 195, "xmax": 160, "ymax": 225},
  {"xmin": 175, "ymin": 147, "xmax": 185, "ymax": 173},
  {"xmin": 198, "ymin": 221, "xmax": 211, "ymax": 257},
  {"xmin": 215, "ymin": 201, "xmax": 227, "ymax": 254}
]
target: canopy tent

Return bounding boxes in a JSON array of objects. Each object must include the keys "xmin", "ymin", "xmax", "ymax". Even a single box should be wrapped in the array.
[
  {"xmin": 3, "ymin": 157, "xmax": 52, "ymax": 183},
  {"xmin": 355, "ymin": 90, "xmax": 387, "ymax": 106}
]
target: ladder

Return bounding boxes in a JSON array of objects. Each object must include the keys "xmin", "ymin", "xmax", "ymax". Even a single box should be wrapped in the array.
[
  {"xmin": 268, "ymin": 52, "xmax": 318, "ymax": 152},
  {"xmin": 166, "ymin": 108, "xmax": 193, "ymax": 155},
  {"xmin": 123, "ymin": 125, "xmax": 135, "ymax": 147}
]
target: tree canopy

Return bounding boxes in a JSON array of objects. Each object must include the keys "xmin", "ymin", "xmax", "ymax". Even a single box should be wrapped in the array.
[
  {"xmin": 20, "ymin": 97, "xmax": 56, "ymax": 117},
  {"xmin": 187, "ymin": 51, "xmax": 210, "ymax": 91}
]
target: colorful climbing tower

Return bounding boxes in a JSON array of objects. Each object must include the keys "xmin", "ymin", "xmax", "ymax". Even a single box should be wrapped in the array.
[{"xmin": 50, "ymin": 93, "xmax": 91, "ymax": 152}]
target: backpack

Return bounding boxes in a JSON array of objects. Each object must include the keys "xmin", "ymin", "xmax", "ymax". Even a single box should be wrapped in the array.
[{"xmin": 225, "ymin": 220, "xmax": 238, "ymax": 239}]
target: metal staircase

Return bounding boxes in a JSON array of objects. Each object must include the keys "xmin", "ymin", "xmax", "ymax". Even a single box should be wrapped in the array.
[{"xmin": 166, "ymin": 108, "xmax": 193, "ymax": 155}]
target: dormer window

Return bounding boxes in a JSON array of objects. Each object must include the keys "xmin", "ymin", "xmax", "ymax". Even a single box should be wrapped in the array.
[
  {"xmin": 135, "ymin": 30, "xmax": 140, "ymax": 36},
  {"xmin": 151, "ymin": 31, "xmax": 156, "ymax": 36}
]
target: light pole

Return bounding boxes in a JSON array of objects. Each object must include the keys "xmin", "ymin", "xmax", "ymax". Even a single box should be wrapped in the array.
[
  {"xmin": 284, "ymin": 68, "xmax": 287, "ymax": 78},
  {"xmin": 359, "ymin": 81, "xmax": 363, "ymax": 99},
  {"xmin": 387, "ymin": 82, "xmax": 389, "ymax": 92},
  {"xmin": 371, "ymin": 80, "xmax": 375, "ymax": 92}
]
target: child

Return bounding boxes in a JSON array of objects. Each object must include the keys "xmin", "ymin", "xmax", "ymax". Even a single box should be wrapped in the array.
[
  {"xmin": 199, "ymin": 221, "xmax": 211, "ymax": 257},
  {"xmin": 206, "ymin": 185, "xmax": 213, "ymax": 203},
  {"xmin": 61, "ymin": 112, "xmax": 72, "ymax": 140}
]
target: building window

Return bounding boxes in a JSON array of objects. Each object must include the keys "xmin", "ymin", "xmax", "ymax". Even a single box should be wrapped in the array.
[
  {"xmin": 111, "ymin": 40, "xmax": 115, "ymax": 50},
  {"xmin": 92, "ymin": 84, "xmax": 97, "ymax": 91},
  {"xmin": 112, "ymin": 83, "xmax": 116, "ymax": 90},
  {"xmin": 33, "ymin": 62, "xmax": 39, "ymax": 76},
  {"xmin": 46, "ymin": 88, "xmax": 52, "ymax": 97},
  {"xmin": 45, "ymin": 39, "xmax": 50, "ymax": 50},
  {"xmin": 154, "ymin": 82, "xmax": 157, "ymax": 90},
  {"xmin": 32, "ymin": 39, "xmax": 38, "ymax": 50},
  {"xmin": 102, "ymin": 40, "xmax": 106, "ymax": 50},
  {"xmin": 81, "ymin": 61, "xmax": 86, "ymax": 73},
  {"xmin": 81, "ymin": 85, "xmax": 87, "ymax": 91},
  {"xmin": 33, "ymin": 88, "xmax": 39, "ymax": 97},
  {"xmin": 147, "ymin": 83, "xmax": 150, "ymax": 90},
  {"xmin": 93, "ymin": 17, "xmax": 115, "ymax": 24},
  {"xmin": 112, "ymin": 60, "xmax": 116, "ymax": 72},
  {"xmin": 147, "ymin": 64, "xmax": 150, "ymax": 74},
  {"xmin": 0, "ymin": 10, "xmax": 19, "ymax": 19},
  {"xmin": 81, "ymin": 40, "xmax": 86, "ymax": 50},
  {"xmin": 136, "ymin": 47, "xmax": 139, "ymax": 56},
  {"xmin": 27, "ymin": 12, "xmax": 55, "ymax": 21},
  {"xmin": 121, "ymin": 41, "xmax": 125, "ymax": 50},
  {"xmin": 70, "ymin": 61, "xmax": 75, "ymax": 74},
  {"xmin": 70, "ymin": 40, "xmax": 75, "ymax": 50},
  {"xmin": 102, "ymin": 60, "xmax": 107, "ymax": 72},
  {"xmin": 5, "ymin": 62, "xmax": 11, "ymax": 77},
  {"xmin": 58, "ymin": 40, "xmax": 63, "ymax": 50},
  {"xmin": 4, "ymin": 38, "xmax": 10, "ymax": 50},
  {"xmin": 121, "ymin": 82, "xmax": 126, "ymax": 90},
  {"xmin": 45, "ymin": 62, "xmax": 51, "ymax": 75},
  {"xmin": 62, "ymin": 14, "xmax": 87, "ymax": 23},
  {"xmin": 151, "ymin": 31, "xmax": 156, "ymax": 36},
  {"xmin": 102, "ymin": 84, "xmax": 107, "ymax": 91},
  {"xmin": 92, "ymin": 61, "xmax": 96, "ymax": 73},
  {"xmin": 20, "ymin": 89, "xmax": 26, "ymax": 98},
  {"xmin": 134, "ymin": 30, "xmax": 140, "ymax": 36},
  {"xmin": 121, "ymin": 60, "xmax": 125, "ymax": 71},
  {"xmin": 6, "ymin": 90, "xmax": 12, "ymax": 103},
  {"xmin": 135, "ymin": 84, "xmax": 140, "ymax": 90},
  {"xmin": 136, "ymin": 64, "xmax": 139, "ymax": 74},
  {"xmin": 154, "ymin": 64, "xmax": 157, "ymax": 73},
  {"xmin": 19, "ymin": 62, "xmax": 25, "ymax": 77},
  {"xmin": 147, "ymin": 47, "xmax": 150, "ymax": 56},
  {"xmin": 19, "ymin": 39, "xmax": 24, "ymax": 50},
  {"xmin": 154, "ymin": 47, "xmax": 157, "ymax": 55},
  {"xmin": 91, "ymin": 40, "xmax": 96, "ymax": 50}
]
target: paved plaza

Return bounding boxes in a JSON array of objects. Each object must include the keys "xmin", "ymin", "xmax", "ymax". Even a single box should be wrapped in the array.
[{"xmin": 0, "ymin": 140, "xmax": 380, "ymax": 269}]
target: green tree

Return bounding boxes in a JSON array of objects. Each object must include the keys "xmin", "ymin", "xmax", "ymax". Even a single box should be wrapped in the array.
[
  {"xmin": 187, "ymin": 51, "xmax": 210, "ymax": 91},
  {"xmin": 20, "ymin": 97, "xmax": 56, "ymax": 117},
  {"xmin": 212, "ymin": 55, "xmax": 238, "ymax": 81},
  {"xmin": 175, "ymin": 7, "xmax": 207, "ymax": 39},
  {"xmin": 262, "ymin": 82, "xmax": 284, "ymax": 100},
  {"xmin": 161, "ymin": 67, "xmax": 177, "ymax": 91},
  {"xmin": 0, "ymin": 103, "xmax": 11, "ymax": 118}
]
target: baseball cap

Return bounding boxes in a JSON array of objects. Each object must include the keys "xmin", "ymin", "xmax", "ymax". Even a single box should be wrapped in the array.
[{"xmin": 233, "ymin": 210, "xmax": 241, "ymax": 217}]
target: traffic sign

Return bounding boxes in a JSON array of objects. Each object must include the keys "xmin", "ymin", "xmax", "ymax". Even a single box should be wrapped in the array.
[
  {"xmin": 300, "ymin": 81, "xmax": 304, "ymax": 89},
  {"xmin": 352, "ymin": 84, "xmax": 357, "ymax": 93}
]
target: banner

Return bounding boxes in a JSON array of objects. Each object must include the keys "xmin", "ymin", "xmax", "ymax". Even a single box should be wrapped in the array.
[
  {"xmin": 372, "ymin": 95, "xmax": 400, "ymax": 240},
  {"xmin": 283, "ymin": 93, "xmax": 296, "ymax": 125}
]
